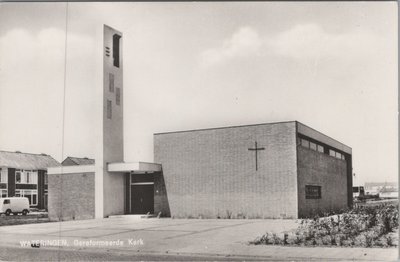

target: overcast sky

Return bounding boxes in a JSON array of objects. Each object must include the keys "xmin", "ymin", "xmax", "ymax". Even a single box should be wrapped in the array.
[{"xmin": 0, "ymin": 2, "xmax": 397, "ymax": 184}]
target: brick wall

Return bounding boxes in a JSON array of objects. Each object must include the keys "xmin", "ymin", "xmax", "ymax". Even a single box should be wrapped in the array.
[
  {"xmin": 154, "ymin": 172, "xmax": 171, "ymax": 217},
  {"xmin": 48, "ymin": 173, "xmax": 95, "ymax": 221},
  {"xmin": 297, "ymin": 146, "xmax": 348, "ymax": 217},
  {"xmin": 154, "ymin": 122, "xmax": 298, "ymax": 219}
]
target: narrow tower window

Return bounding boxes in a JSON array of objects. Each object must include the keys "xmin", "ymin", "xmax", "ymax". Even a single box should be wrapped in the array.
[
  {"xmin": 107, "ymin": 100, "xmax": 112, "ymax": 119},
  {"xmin": 109, "ymin": 73, "xmax": 114, "ymax": 92},
  {"xmin": 113, "ymin": 34, "xmax": 121, "ymax": 68},
  {"xmin": 116, "ymin": 88, "xmax": 121, "ymax": 105}
]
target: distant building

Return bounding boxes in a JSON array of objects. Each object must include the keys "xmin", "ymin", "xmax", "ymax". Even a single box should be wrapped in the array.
[
  {"xmin": 62, "ymin": 157, "xmax": 95, "ymax": 166},
  {"xmin": 0, "ymin": 150, "xmax": 60, "ymax": 209},
  {"xmin": 364, "ymin": 182, "xmax": 398, "ymax": 198}
]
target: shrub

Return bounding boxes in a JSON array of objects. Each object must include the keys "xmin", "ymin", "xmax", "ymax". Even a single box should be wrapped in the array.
[
  {"xmin": 354, "ymin": 234, "xmax": 367, "ymax": 246},
  {"xmin": 321, "ymin": 235, "xmax": 332, "ymax": 245},
  {"xmin": 286, "ymin": 233, "xmax": 301, "ymax": 245},
  {"xmin": 251, "ymin": 203, "xmax": 398, "ymax": 248},
  {"xmin": 375, "ymin": 235, "xmax": 389, "ymax": 247}
]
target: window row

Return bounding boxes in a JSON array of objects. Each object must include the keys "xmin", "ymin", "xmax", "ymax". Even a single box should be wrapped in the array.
[
  {"xmin": 16, "ymin": 169, "xmax": 38, "ymax": 184},
  {"xmin": 15, "ymin": 189, "xmax": 37, "ymax": 206},
  {"xmin": 299, "ymin": 137, "xmax": 345, "ymax": 160},
  {"xmin": 299, "ymin": 138, "xmax": 324, "ymax": 153},
  {"xmin": 329, "ymin": 149, "xmax": 345, "ymax": 160}
]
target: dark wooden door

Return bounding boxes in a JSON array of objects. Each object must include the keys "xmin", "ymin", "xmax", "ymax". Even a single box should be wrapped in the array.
[{"xmin": 131, "ymin": 184, "xmax": 154, "ymax": 214}]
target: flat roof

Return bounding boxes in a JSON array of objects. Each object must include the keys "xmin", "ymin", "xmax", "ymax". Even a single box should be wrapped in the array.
[
  {"xmin": 107, "ymin": 162, "xmax": 162, "ymax": 173},
  {"xmin": 154, "ymin": 120, "xmax": 296, "ymax": 135},
  {"xmin": 48, "ymin": 162, "xmax": 162, "ymax": 174},
  {"xmin": 297, "ymin": 122, "xmax": 352, "ymax": 154},
  {"xmin": 48, "ymin": 165, "xmax": 95, "ymax": 175},
  {"xmin": 154, "ymin": 120, "xmax": 351, "ymax": 155}
]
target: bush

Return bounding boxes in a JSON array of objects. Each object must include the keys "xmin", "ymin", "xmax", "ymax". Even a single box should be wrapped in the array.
[{"xmin": 251, "ymin": 203, "xmax": 399, "ymax": 248}]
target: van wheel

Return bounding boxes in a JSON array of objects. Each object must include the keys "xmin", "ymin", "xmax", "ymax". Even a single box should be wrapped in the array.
[
  {"xmin": 5, "ymin": 209, "xmax": 11, "ymax": 216},
  {"xmin": 22, "ymin": 210, "xmax": 28, "ymax": 216}
]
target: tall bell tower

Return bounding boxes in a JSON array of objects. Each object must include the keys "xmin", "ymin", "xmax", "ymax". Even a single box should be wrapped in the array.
[{"xmin": 95, "ymin": 25, "xmax": 124, "ymax": 218}]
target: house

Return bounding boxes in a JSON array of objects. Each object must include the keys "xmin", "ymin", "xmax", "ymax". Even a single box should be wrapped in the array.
[{"xmin": 0, "ymin": 150, "xmax": 60, "ymax": 209}]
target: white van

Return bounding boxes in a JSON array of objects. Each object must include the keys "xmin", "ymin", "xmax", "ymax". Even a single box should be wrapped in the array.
[{"xmin": 0, "ymin": 197, "xmax": 30, "ymax": 216}]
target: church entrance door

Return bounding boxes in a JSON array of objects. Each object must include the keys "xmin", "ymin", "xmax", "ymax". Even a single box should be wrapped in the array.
[{"xmin": 131, "ymin": 184, "xmax": 154, "ymax": 214}]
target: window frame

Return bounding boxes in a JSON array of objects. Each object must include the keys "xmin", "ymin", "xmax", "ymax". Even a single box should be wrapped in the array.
[
  {"xmin": 309, "ymin": 142, "xmax": 317, "ymax": 151},
  {"xmin": 16, "ymin": 189, "xmax": 38, "ymax": 206},
  {"xmin": 305, "ymin": 185, "xmax": 322, "ymax": 199},
  {"xmin": 15, "ymin": 170, "xmax": 22, "ymax": 184},
  {"xmin": 301, "ymin": 138, "xmax": 310, "ymax": 148},
  {"xmin": 0, "ymin": 189, "xmax": 7, "ymax": 198},
  {"xmin": 329, "ymin": 149, "xmax": 336, "ymax": 157},
  {"xmin": 0, "ymin": 168, "xmax": 7, "ymax": 183},
  {"xmin": 15, "ymin": 170, "xmax": 38, "ymax": 185}
]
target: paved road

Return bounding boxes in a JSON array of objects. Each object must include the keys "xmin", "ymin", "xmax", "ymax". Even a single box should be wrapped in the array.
[
  {"xmin": 0, "ymin": 246, "xmax": 371, "ymax": 261},
  {"xmin": 0, "ymin": 217, "xmax": 397, "ymax": 261},
  {"xmin": 0, "ymin": 246, "xmax": 273, "ymax": 261}
]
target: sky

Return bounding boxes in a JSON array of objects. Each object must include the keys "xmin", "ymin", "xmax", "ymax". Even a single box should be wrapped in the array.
[{"xmin": 0, "ymin": 2, "xmax": 397, "ymax": 184}]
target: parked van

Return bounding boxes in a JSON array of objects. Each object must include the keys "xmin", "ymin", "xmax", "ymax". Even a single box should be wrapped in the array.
[{"xmin": 0, "ymin": 197, "xmax": 30, "ymax": 216}]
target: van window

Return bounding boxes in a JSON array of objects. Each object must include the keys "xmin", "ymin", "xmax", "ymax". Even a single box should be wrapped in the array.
[{"xmin": 3, "ymin": 199, "xmax": 10, "ymax": 204}]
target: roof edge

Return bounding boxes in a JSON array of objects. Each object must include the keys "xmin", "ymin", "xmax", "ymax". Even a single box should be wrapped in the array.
[
  {"xmin": 154, "ymin": 120, "xmax": 296, "ymax": 136},
  {"xmin": 296, "ymin": 121, "xmax": 352, "ymax": 153}
]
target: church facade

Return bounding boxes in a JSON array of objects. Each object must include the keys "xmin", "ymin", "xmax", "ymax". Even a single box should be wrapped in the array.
[
  {"xmin": 47, "ymin": 25, "xmax": 352, "ymax": 221},
  {"xmin": 154, "ymin": 121, "xmax": 352, "ymax": 219}
]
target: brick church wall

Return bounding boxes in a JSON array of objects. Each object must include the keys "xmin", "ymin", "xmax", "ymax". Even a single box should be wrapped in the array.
[
  {"xmin": 48, "ymin": 173, "xmax": 95, "ymax": 221},
  {"xmin": 154, "ymin": 122, "xmax": 298, "ymax": 219},
  {"xmin": 297, "ymin": 146, "xmax": 348, "ymax": 217}
]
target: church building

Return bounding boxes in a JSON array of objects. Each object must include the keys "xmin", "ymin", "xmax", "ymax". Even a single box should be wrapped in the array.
[
  {"xmin": 47, "ymin": 25, "xmax": 352, "ymax": 221},
  {"xmin": 154, "ymin": 121, "xmax": 352, "ymax": 219}
]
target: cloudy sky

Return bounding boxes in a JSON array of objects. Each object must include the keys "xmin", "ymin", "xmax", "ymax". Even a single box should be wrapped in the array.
[{"xmin": 0, "ymin": 2, "xmax": 397, "ymax": 184}]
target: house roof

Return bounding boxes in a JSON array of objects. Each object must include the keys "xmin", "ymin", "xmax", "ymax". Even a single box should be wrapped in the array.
[
  {"xmin": 0, "ymin": 150, "xmax": 61, "ymax": 170},
  {"xmin": 62, "ymin": 156, "xmax": 95, "ymax": 166}
]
